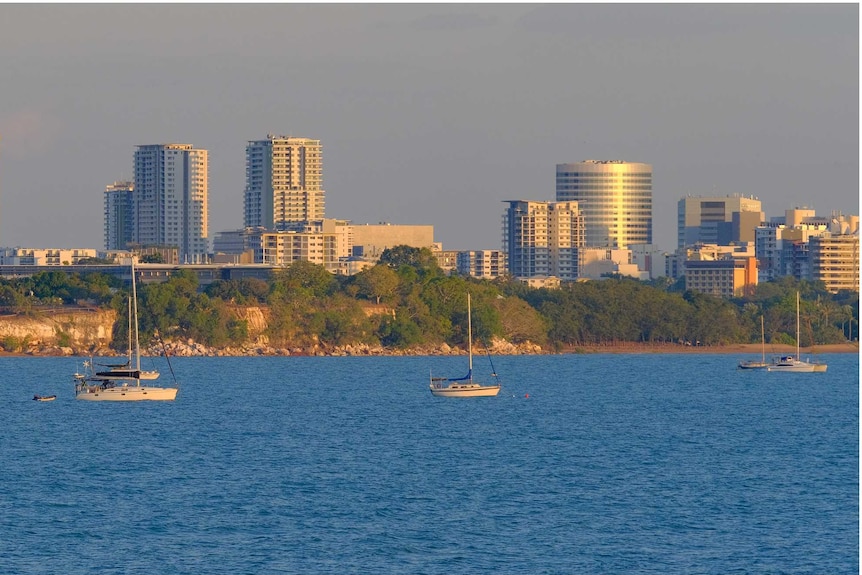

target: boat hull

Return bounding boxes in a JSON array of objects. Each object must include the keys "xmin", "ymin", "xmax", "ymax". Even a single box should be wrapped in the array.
[
  {"xmin": 766, "ymin": 362, "xmax": 817, "ymax": 373},
  {"xmin": 76, "ymin": 385, "xmax": 178, "ymax": 401},
  {"xmin": 429, "ymin": 384, "xmax": 500, "ymax": 397},
  {"xmin": 738, "ymin": 361, "xmax": 769, "ymax": 370}
]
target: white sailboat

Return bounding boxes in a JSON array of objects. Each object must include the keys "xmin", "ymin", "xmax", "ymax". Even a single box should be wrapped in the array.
[
  {"xmin": 766, "ymin": 292, "xmax": 827, "ymax": 373},
  {"xmin": 429, "ymin": 293, "xmax": 501, "ymax": 397},
  {"xmin": 74, "ymin": 258, "xmax": 178, "ymax": 401},
  {"xmin": 738, "ymin": 316, "xmax": 769, "ymax": 370}
]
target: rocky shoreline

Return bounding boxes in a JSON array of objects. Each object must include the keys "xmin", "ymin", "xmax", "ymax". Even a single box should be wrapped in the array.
[
  {"xmin": 4, "ymin": 339, "xmax": 857, "ymax": 358},
  {"xmin": 154, "ymin": 337, "xmax": 546, "ymax": 357}
]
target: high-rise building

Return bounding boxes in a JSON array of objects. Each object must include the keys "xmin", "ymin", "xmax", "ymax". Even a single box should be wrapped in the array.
[
  {"xmin": 244, "ymin": 135, "xmax": 324, "ymax": 230},
  {"xmin": 810, "ymin": 234, "xmax": 860, "ymax": 293},
  {"xmin": 677, "ymin": 194, "xmax": 763, "ymax": 248},
  {"xmin": 556, "ymin": 160, "xmax": 652, "ymax": 248},
  {"xmin": 104, "ymin": 181, "xmax": 134, "ymax": 251},
  {"xmin": 503, "ymin": 200, "xmax": 584, "ymax": 281},
  {"xmin": 133, "ymin": 144, "xmax": 209, "ymax": 262}
]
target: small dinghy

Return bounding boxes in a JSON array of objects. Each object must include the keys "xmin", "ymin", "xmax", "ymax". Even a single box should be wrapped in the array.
[{"xmin": 33, "ymin": 395, "xmax": 57, "ymax": 402}]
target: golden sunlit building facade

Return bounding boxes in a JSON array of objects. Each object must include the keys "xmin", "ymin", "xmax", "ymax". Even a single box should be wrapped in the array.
[{"xmin": 556, "ymin": 160, "xmax": 652, "ymax": 248}]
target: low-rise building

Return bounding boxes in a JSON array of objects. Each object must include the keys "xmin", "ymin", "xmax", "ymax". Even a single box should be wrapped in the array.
[
  {"xmin": 685, "ymin": 256, "xmax": 758, "ymax": 298},
  {"xmin": 213, "ymin": 228, "xmax": 264, "ymax": 256},
  {"xmin": 578, "ymin": 248, "xmax": 649, "ymax": 280},
  {"xmin": 629, "ymin": 244, "xmax": 670, "ymax": 280},
  {"xmin": 0, "ymin": 248, "xmax": 98, "ymax": 266},
  {"xmin": 434, "ymin": 249, "xmax": 459, "ymax": 275},
  {"xmin": 249, "ymin": 223, "xmax": 350, "ymax": 273},
  {"xmin": 668, "ymin": 242, "xmax": 755, "ymax": 281},
  {"xmin": 350, "ymin": 223, "xmax": 435, "ymax": 259},
  {"xmin": 456, "ymin": 250, "xmax": 507, "ymax": 279},
  {"xmin": 518, "ymin": 276, "xmax": 561, "ymax": 289}
]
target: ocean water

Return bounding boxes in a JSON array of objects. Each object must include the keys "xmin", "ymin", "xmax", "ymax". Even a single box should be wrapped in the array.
[{"xmin": 0, "ymin": 353, "xmax": 857, "ymax": 575}]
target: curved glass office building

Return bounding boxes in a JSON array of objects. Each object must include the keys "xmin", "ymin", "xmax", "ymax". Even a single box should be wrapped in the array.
[{"xmin": 556, "ymin": 160, "xmax": 652, "ymax": 248}]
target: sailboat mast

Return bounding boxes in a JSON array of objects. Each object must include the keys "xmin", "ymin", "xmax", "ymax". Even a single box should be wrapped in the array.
[
  {"xmin": 127, "ymin": 295, "xmax": 133, "ymax": 366},
  {"xmin": 796, "ymin": 291, "xmax": 800, "ymax": 360},
  {"xmin": 467, "ymin": 293, "xmax": 473, "ymax": 374},
  {"xmin": 760, "ymin": 315, "xmax": 765, "ymax": 363},
  {"xmin": 132, "ymin": 257, "xmax": 141, "ymax": 372}
]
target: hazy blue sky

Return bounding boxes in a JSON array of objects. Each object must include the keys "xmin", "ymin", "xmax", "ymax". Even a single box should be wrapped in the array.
[{"xmin": 0, "ymin": 4, "xmax": 857, "ymax": 252}]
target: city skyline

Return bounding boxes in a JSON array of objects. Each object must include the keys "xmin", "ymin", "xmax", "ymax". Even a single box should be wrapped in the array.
[{"xmin": 0, "ymin": 4, "xmax": 857, "ymax": 252}]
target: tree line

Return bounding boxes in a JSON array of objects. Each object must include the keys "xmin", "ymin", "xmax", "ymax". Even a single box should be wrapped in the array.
[{"xmin": 0, "ymin": 246, "xmax": 856, "ymax": 351}]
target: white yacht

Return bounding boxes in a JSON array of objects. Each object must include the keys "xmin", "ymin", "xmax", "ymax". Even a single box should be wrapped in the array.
[
  {"xmin": 430, "ymin": 293, "xmax": 501, "ymax": 397},
  {"xmin": 766, "ymin": 292, "xmax": 827, "ymax": 373},
  {"xmin": 74, "ymin": 258, "xmax": 178, "ymax": 401}
]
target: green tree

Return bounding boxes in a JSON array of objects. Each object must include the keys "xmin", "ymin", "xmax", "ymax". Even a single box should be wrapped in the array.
[
  {"xmin": 75, "ymin": 257, "xmax": 114, "ymax": 265},
  {"xmin": 379, "ymin": 245, "xmax": 436, "ymax": 268},
  {"xmin": 353, "ymin": 264, "xmax": 400, "ymax": 304},
  {"xmin": 494, "ymin": 295, "xmax": 548, "ymax": 345},
  {"xmin": 321, "ymin": 304, "xmax": 374, "ymax": 346},
  {"xmin": 0, "ymin": 284, "xmax": 25, "ymax": 309},
  {"xmin": 270, "ymin": 261, "xmax": 336, "ymax": 300},
  {"xmin": 227, "ymin": 319, "xmax": 249, "ymax": 342},
  {"xmin": 378, "ymin": 308, "xmax": 424, "ymax": 348}
]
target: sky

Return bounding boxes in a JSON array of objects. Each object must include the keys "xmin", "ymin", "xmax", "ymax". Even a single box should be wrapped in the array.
[{"xmin": 0, "ymin": 4, "xmax": 858, "ymax": 253}]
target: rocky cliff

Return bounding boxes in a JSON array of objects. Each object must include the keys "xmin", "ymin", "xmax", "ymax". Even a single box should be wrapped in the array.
[
  {"xmin": 0, "ymin": 306, "xmax": 544, "ymax": 357},
  {"xmin": 228, "ymin": 305, "xmax": 269, "ymax": 344},
  {"xmin": 0, "ymin": 308, "xmax": 117, "ymax": 355}
]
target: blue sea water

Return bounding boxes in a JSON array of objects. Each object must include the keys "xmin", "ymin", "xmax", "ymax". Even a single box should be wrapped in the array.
[{"xmin": 0, "ymin": 353, "xmax": 857, "ymax": 575}]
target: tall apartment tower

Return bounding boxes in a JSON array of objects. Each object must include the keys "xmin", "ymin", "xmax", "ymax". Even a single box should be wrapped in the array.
[
  {"xmin": 104, "ymin": 181, "xmax": 134, "ymax": 250},
  {"xmin": 810, "ymin": 234, "xmax": 860, "ymax": 293},
  {"xmin": 677, "ymin": 194, "xmax": 763, "ymax": 248},
  {"xmin": 244, "ymin": 135, "xmax": 324, "ymax": 230},
  {"xmin": 133, "ymin": 144, "xmax": 209, "ymax": 262},
  {"xmin": 503, "ymin": 200, "xmax": 585, "ymax": 281},
  {"xmin": 556, "ymin": 160, "xmax": 652, "ymax": 249}
]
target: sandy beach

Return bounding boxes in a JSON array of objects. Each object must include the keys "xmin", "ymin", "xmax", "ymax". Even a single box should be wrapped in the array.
[{"xmin": 558, "ymin": 342, "xmax": 860, "ymax": 355}]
